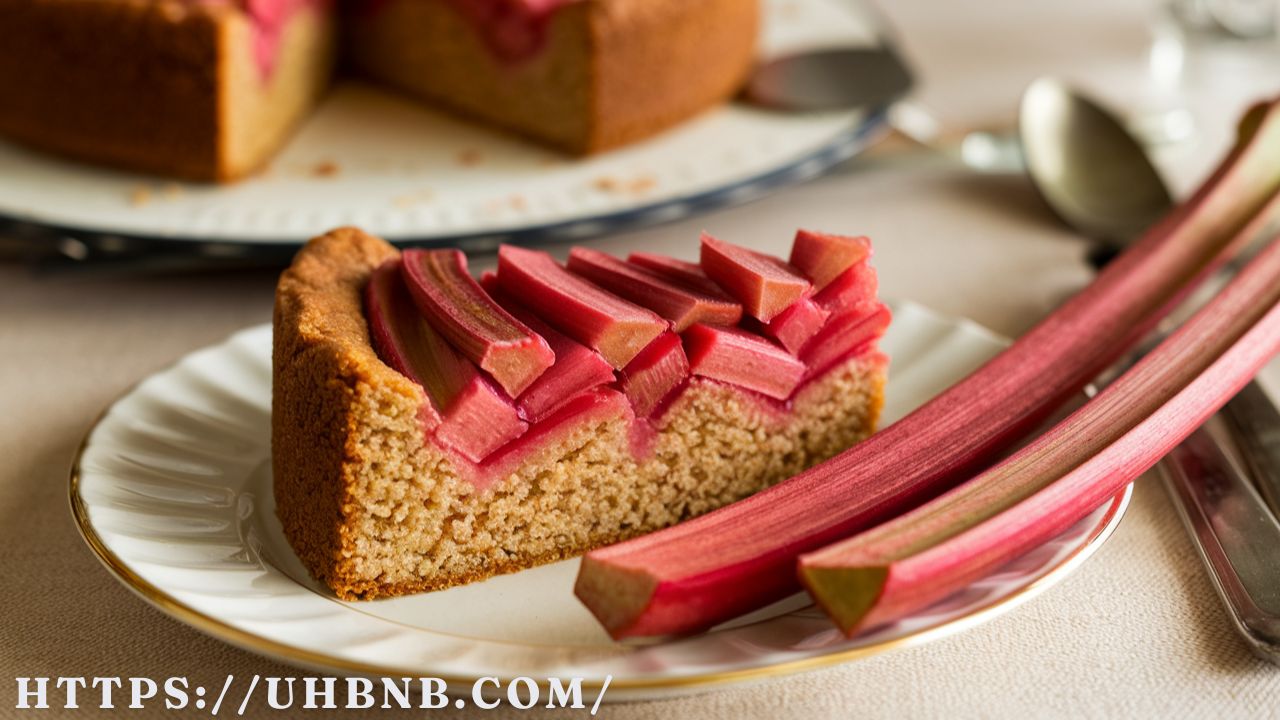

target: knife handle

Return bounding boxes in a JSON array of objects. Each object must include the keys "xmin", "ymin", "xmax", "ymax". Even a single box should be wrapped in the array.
[
  {"xmin": 1222, "ymin": 381, "xmax": 1280, "ymax": 519},
  {"xmin": 1160, "ymin": 416, "xmax": 1280, "ymax": 664}
]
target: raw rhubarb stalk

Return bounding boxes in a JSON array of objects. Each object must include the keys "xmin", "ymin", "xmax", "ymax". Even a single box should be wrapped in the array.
[
  {"xmin": 618, "ymin": 332, "xmax": 690, "ymax": 416},
  {"xmin": 790, "ymin": 230, "xmax": 872, "ymax": 291},
  {"xmin": 682, "ymin": 324, "xmax": 806, "ymax": 401},
  {"xmin": 800, "ymin": 303, "xmax": 893, "ymax": 378},
  {"xmin": 366, "ymin": 260, "xmax": 527, "ymax": 463},
  {"xmin": 759, "ymin": 297, "xmax": 832, "ymax": 355},
  {"xmin": 568, "ymin": 248, "xmax": 743, "ymax": 331},
  {"xmin": 815, "ymin": 261, "xmax": 879, "ymax": 315},
  {"xmin": 497, "ymin": 245, "xmax": 668, "ymax": 369},
  {"xmin": 627, "ymin": 253, "xmax": 737, "ymax": 300},
  {"xmin": 800, "ymin": 227, "xmax": 1280, "ymax": 634},
  {"xmin": 401, "ymin": 249, "xmax": 554, "ymax": 397},
  {"xmin": 573, "ymin": 101, "xmax": 1280, "ymax": 639},
  {"xmin": 700, "ymin": 233, "xmax": 812, "ymax": 322},
  {"xmin": 485, "ymin": 286, "xmax": 618, "ymax": 425}
]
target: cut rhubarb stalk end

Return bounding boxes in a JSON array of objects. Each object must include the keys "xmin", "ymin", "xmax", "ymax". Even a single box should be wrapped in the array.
[
  {"xmin": 800, "ymin": 303, "xmax": 893, "ymax": 379},
  {"xmin": 366, "ymin": 259, "xmax": 527, "ymax": 464},
  {"xmin": 682, "ymin": 323, "xmax": 805, "ymax": 401},
  {"xmin": 815, "ymin": 261, "xmax": 879, "ymax": 315},
  {"xmin": 568, "ymin": 247, "xmax": 743, "ymax": 331},
  {"xmin": 627, "ymin": 252, "xmax": 737, "ymax": 301},
  {"xmin": 699, "ymin": 232, "xmax": 812, "ymax": 322},
  {"xmin": 497, "ymin": 245, "xmax": 668, "ymax": 369},
  {"xmin": 759, "ymin": 296, "xmax": 832, "ymax": 355},
  {"xmin": 487, "ymin": 286, "xmax": 617, "ymax": 425},
  {"xmin": 789, "ymin": 229, "xmax": 871, "ymax": 291},
  {"xmin": 618, "ymin": 332, "xmax": 690, "ymax": 417},
  {"xmin": 801, "ymin": 220, "xmax": 1280, "ymax": 635},
  {"xmin": 401, "ymin": 248, "xmax": 554, "ymax": 397},
  {"xmin": 574, "ymin": 100, "xmax": 1280, "ymax": 640}
]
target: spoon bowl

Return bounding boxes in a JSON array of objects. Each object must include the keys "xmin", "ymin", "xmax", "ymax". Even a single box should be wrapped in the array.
[{"xmin": 1019, "ymin": 78, "xmax": 1174, "ymax": 245}]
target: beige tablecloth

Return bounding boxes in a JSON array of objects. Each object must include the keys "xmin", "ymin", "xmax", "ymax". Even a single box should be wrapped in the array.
[{"xmin": 5, "ymin": 1, "xmax": 1280, "ymax": 717}]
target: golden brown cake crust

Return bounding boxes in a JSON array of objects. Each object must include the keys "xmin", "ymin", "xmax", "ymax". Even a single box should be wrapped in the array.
[
  {"xmin": 0, "ymin": 0, "xmax": 224, "ymax": 179},
  {"xmin": 0, "ymin": 0, "xmax": 334, "ymax": 181},
  {"xmin": 272, "ymin": 227, "xmax": 408, "ymax": 596},
  {"xmin": 583, "ymin": 0, "xmax": 760, "ymax": 152},
  {"xmin": 274, "ymin": 228, "xmax": 887, "ymax": 601}
]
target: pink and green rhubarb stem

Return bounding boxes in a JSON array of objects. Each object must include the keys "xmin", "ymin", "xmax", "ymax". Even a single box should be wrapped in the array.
[
  {"xmin": 573, "ymin": 99, "xmax": 1280, "ymax": 640},
  {"xmin": 801, "ymin": 220, "xmax": 1280, "ymax": 633}
]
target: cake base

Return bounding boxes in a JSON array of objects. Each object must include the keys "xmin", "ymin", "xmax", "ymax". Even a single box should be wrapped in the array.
[{"xmin": 273, "ymin": 228, "xmax": 886, "ymax": 601}]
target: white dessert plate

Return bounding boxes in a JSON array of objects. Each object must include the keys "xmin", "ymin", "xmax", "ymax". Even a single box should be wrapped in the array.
[
  {"xmin": 2, "ymin": 0, "xmax": 887, "ymax": 251},
  {"xmin": 70, "ymin": 301, "xmax": 1132, "ymax": 702}
]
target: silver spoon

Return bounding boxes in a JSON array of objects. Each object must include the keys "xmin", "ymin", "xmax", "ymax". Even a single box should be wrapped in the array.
[
  {"xmin": 746, "ymin": 49, "xmax": 1172, "ymax": 245},
  {"xmin": 1042, "ymin": 80, "xmax": 1280, "ymax": 666},
  {"xmin": 1017, "ymin": 78, "xmax": 1173, "ymax": 246}
]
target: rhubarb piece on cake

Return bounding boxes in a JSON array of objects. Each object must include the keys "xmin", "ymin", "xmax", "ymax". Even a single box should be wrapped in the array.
[
  {"xmin": 401, "ymin": 249, "xmax": 554, "ymax": 397},
  {"xmin": 789, "ymin": 230, "xmax": 872, "ymax": 291},
  {"xmin": 627, "ymin": 253, "xmax": 738, "ymax": 300},
  {"xmin": 273, "ymin": 226, "xmax": 889, "ymax": 600},
  {"xmin": 484, "ymin": 287, "xmax": 618, "ymax": 425},
  {"xmin": 496, "ymin": 245, "xmax": 668, "ymax": 368},
  {"xmin": 617, "ymin": 332, "xmax": 689, "ymax": 417},
  {"xmin": 700, "ymin": 232, "xmax": 812, "ymax": 322},
  {"xmin": 366, "ymin": 260, "xmax": 527, "ymax": 462},
  {"xmin": 683, "ymin": 323, "xmax": 806, "ymax": 400},
  {"xmin": 568, "ymin": 247, "xmax": 743, "ymax": 331},
  {"xmin": 757, "ymin": 297, "xmax": 831, "ymax": 355}
]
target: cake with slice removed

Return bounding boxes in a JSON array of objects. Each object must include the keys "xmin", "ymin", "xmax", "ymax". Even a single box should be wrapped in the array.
[
  {"xmin": 0, "ymin": 0, "xmax": 759, "ymax": 180},
  {"xmin": 273, "ymin": 226, "xmax": 889, "ymax": 599}
]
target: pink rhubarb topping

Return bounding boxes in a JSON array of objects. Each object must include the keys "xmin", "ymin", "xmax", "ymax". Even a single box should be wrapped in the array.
[
  {"xmin": 496, "ymin": 245, "xmax": 668, "ymax": 369},
  {"xmin": 618, "ymin": 333, "xmax": 690, "ymax": 417},
  {"xmin": 627, "ymin": 253, "xmax": 739, "ymax": 302},
  {"xmin": 364, "ymin": 229, "xmax": 889, "ymax": 495},
  {"xmin": 682, "ymin": 324, "xmax": 806, "ymax": 401},
  {"xmin": 758, "ymin": 297, "xmax": 831, "ymax": 355},
  {"xmin": 484, "ymin": 283, "xmax": 618, "ymax": 424},
  {"xmin": 402, "ymin": 249, "xmax": 554, "ymax": 397},
  {"xmin": 568, "ymin": 248, "xmax": 743, "ymax": 331},
  {"xmin": 814, "ymin": 261, "xmax": 880, "ymax": 315},
  {"xmin": 700, "ymin": 232, "xmax": 812, "ymax": 322},
  {"xmin": 365, "ymin": 260, "xmax": 527, "ymax": 463},
  {"xmin": 789, "ymin": 230, "xmax": 872, "ymax": 291}
]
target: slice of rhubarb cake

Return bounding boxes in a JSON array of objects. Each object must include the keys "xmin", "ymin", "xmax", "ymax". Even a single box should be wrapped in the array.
[{"xmin": 272, "ymin": 227, "xmax": 890, "ymax": 600}]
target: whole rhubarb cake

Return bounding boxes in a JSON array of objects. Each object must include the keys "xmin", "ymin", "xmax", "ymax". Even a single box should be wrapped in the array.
[
  {"xmin": 0, "ymin": 0, "xmax": 758, "ymax": 181},
  {"xmin": 273, "ymin": 227, "xmax": 890, "ymax": 599}
]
